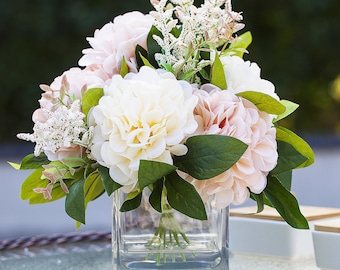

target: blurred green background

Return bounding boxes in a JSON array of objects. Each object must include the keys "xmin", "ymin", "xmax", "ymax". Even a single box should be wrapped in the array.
[{"xmin": 1, "ymin": 0, "xmax": 339, "ymax": 143}]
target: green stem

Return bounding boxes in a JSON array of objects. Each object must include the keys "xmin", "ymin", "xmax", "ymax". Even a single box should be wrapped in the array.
[{"xmin": 146, "ymin": 185, "xmax": 190, "ymax": 264}]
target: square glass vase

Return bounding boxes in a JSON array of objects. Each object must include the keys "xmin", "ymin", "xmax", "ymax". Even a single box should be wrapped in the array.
[{"xmin": 112, "ymin": 190, "xmax": 229, "ymax": 270}]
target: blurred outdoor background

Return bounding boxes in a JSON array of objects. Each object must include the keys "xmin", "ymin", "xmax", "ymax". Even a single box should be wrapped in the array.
[{"xmin": 0, "ymin": 0, "xmax": 340, "ymax": 240}]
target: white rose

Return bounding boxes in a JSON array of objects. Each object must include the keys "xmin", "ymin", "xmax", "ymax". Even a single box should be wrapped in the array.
[
  {"xmin": 221, "ymin": 55, "xmax": 279, "ymax": 100},
  {"xmin": 89, "ymin": 66, "xmax": 198, "ymax": 191}
]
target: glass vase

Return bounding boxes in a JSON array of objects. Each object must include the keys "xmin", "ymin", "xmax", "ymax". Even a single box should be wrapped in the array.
[{"xmin": 112, "ymin": 189, "xmax": 229, "ymax": 270}]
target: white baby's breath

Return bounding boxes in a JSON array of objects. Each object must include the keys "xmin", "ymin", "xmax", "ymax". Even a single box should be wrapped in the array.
[
  {"xmin": 17, "ymin": 101, "xmax": 88, "ymax": 159},
  {"xmin": 150, "ymin": 0, "xmax": 244, "ymax": 82}
]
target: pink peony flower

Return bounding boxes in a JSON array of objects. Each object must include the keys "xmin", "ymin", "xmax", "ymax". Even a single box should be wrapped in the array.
[
  {"xmin": 78, "ymin": 11, "xmax": 154, "ymax": 77},
  {"xmin": 184, "ymin": 85, "xmax": 278, "ymax": 208}
]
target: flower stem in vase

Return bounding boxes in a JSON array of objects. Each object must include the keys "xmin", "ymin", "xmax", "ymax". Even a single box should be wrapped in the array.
[{"xmin": 146, "ymin": 188, "xmax": 191, "ymax": 265}]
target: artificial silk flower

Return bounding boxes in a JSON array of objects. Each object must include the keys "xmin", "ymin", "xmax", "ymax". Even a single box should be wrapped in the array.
[
  {"xmin": 88, "ymin": 66, "xmax": 198, "ymax": 191},
  {"xmin": 36, "ymin": 67, "xmax": 107, "ymax": 116},
  {"xmin": 221, "ymin": 55, "xmax": 279, "ymax": 100},
  {"xmin": 17, "ymin": 101, "xmax": 88, "ymax": 161},
  {"xmin": 186, "ymin": 85, "xmax": 277, "ymax": 208},
  {"xmin": 78, "ymin": 11, "xmax": 154, "ymax": 76}
]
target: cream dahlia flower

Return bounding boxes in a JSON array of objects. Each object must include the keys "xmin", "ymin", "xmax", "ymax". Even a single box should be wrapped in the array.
[
  {"xmin": 184, "ymin": 85, "xmax": 277, "ymax": 208},
  {"xmin": 89, "ymin": 66, "xmax": 198, "ymax": 191},
  {"xmin": 221, "ymin": 55, "xmax": 279, "ymax": 100},
  {"xmin": 78, "ymin": 11, "xmax": 154, "ymax": 76}
]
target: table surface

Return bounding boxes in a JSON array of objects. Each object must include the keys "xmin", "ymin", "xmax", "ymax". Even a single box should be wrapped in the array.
[{"xmin": 0, "ymin": 241, "xmax": 319, "ymax": 270}]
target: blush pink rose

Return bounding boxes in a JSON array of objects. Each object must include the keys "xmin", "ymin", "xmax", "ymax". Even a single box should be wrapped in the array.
[
  {"xmin": 184, "ymin": 85, "xmax": 278, "ymax": 208},
  {"xmin": 78, "ymin": 11, "xmax": 154, "ymax": 76}
]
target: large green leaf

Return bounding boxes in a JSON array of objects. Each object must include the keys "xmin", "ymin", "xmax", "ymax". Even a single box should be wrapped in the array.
[
  {"xmin": 98, "ymin": 166, "xmax": 122, "ymax": 196},
  {"xmin": 120, "ymin": 191, "xmax": 142, "ymax": 212},
  {"xmin": 210, "ymin": 53, "xmax": 227, "ymax": 89},
  {"xmin": 173, "ymin": 135, "xmax": 247, "ymax": 180},
  {"xmin": 165, "ymin": 172, "xmax": 207, "ymax": 220},
  {"xmin": 72, "ymin": 172, "xmax": 105, "ymax": 229},
  {"xmin": 224, "ymin": 31, "xmax": 252, "ymax": 58},
  {"xmin": 149, "ymin": 179, "xmax": 164, "ymax": 213},
  {"xmin": 275, "ymin": 170, "xmax": 293, "ymax": 191},
  {"xmin": 275, "ymin": 126, "xmax": 314, "ymax": 168},
  {"xmin": 237, "ymin": 91, "xmax": 286, "ymax": 115},
  {"xmin": 65, "ymin": 178, "xmax": 86, "ymax": 224},
  {"xmin": 138, "ymin": 160, "xmax": 177, "ymax": 190},
  {"xmin": 274, "ymin": 100, "xmax": 299, "ymax": 123},
  {"xmin": 264, "ymin": 176, "xmax": 309, "ymax": 229},
  {"xmin": 9, "ymin": 153, "xmax": 49, "ymax": 170},
  {"xmin": 271, "ymin": 141, "xmax": 307, "ymax": 175},
  {"xmin": 81, "ymin": 87, "xmax": 104, "ymax": 120}
]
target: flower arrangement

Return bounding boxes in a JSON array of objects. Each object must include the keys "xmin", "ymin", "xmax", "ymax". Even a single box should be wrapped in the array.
[{"xmin": 12, "ymin": 0, "xmax": 314, "ymax": 240}]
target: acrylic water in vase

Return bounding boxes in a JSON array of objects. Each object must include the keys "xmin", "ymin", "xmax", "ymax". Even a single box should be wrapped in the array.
[
  {"xmin": 12, "ymin": 0, "xmax": 314, "ymax": 269},
  {"xmin": 112, "ymin": 189, "xmax": 229, "ymax": 269}
]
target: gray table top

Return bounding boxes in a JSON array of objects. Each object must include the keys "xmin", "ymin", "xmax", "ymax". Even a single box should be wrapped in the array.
[{"xmin": 0, "ymin": 241, "xmax": 319, "ymax": 270}]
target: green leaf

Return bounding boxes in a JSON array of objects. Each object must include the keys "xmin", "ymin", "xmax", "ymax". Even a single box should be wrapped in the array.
[
  {"xmin": 275, "ymin": 170, "xmax": 293, "ymax": 191},
  {"xmin": 20, "ymin": 168, "xmax": 69, "ymax": 204},
  {"xmin": 274, "ymin": 100, "xmax": 299, "ymax": 123},
  {"xmin": 146, "ymin": 25, "xmax": 163, "ymax": 68},
  {"xmin": 65, "ymin": 178, "xmax": 86, "ymax": 224},
  {"xmin": 10, "ymin": 153, "xmax": 49, "ymax": 170},
  {"xmin": 264, "ymin": 175, "xmax": 309, "ymax": 229},
  {"xmin": 138, "ymin": 52, "xmax": 156, "ymax": 69},
  {"xmin": 98, "ymin": 166, "xmax": 122, "ymax": 196},
  {"xmin": 250, "ymin": 192, "xmax": 265, "ymax": 213},
  {"xmin": 120, "ymin": 191, "xmax": 142, "ymax": 212},
  {"xmin": 165, "ymin": 172, "xmax": 207, "ymax": 220},
  {"xmin": 135, "ymin": 44, "xmax": 149, "ymax": 69},
  {"xmin": 149, "ymin": 179, "xmax": 164, "ymax": 213},
  {"xmin": 275, "ymin": 126, "xmax": 314, "ymax": 168},
  {"xmin": 82, "ymin": 87, "xmax": 104, "ymax": 120},
  {"xmin": 138, "ymin": 160, "xmax": 177, "ymax": 191},
  {"xmin": 162, "ymin": 63, "xmax": 174, "ymax": 73},
  {"xmin": 61, "ymin": 157, "xmax": 87, "ymax": 168},
  {"xmin": 84, "ymin": 172, "xmax": 105, "ymax": 204},
  {"xmin": 210, "ymin": 53, "xmax": 227, "ymax": 89},
  {"xmin": 72, "ymin": 172, "xmax": 105, "ymax": 229},
  {"xmin": 224, "ymin": 31, "xmax": 252, "ymax": 58},
  {"xmin": 173, "ymin": 135, "xmax": 247, "ymax": 180},
  {"xmin": 120, "ymin": 56, "xmax": 129, "ymax": 77},
  {"xmin": 199, "ymin": 68, "xmax": 210, "ymax": 81},
  {"xmin": 20, "ymin": 168, "xmax": 46, "ymax": 200},
  {"xmin": 237, "ymin": 91, "xmax": 286, "ymax": 115},
  {"xmin": 271, "ymin": 141, "xmax": 307, "ymax": 175},
  {"xmin": 180, "ymin": 70, "xmax": 197, "ymax": 81},
  {"xmin": 8, "ymin": 161, "xmax": 20, "ymax": 170}
]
